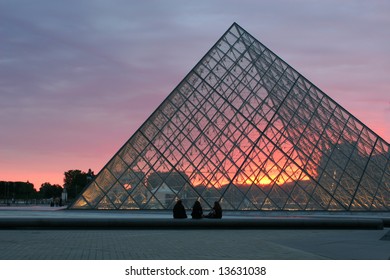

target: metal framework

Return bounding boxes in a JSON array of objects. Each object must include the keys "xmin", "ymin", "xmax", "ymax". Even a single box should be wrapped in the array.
[{"xmin": 70, "ymin": 23, "xmax": 390, "ymax": 211}]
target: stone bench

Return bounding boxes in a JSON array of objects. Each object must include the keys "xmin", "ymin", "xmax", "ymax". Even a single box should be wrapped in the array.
[{"xmin": 0, "ymin": 216, "xmax": 384, "ymax": 229}]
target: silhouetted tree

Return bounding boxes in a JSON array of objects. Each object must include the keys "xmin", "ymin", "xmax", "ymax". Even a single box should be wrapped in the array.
[
  {"xmin": 39, "ymin": 182, "xmax": 63, "ymax": 199},
  {"xmin": 0, "ymin": 181, "xmax": 37, "ymax": 202},
  {"xmin": 63, "ymin": 170, "xmax": 88, "ymax": 199}
]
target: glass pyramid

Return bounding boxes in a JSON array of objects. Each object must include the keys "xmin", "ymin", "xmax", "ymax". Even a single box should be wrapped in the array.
[{"xmin": 70, "ymin": 23, "xmax": 390, "ymax": 211}]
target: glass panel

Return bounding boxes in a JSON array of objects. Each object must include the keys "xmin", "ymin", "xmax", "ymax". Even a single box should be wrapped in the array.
[
  {"xmin": 107, "ymin": 155, "xmax": 127, "ymax": 180},
  {"xmin": 130, "ymin": 184, "xmax": 151, "ymax": 208},
  {"xmin": 119, "ymin": 143, "xmax": 139, "ymax": 166},
  {"xmin": 107, "ymin": 182, "xmax": 129, "ymax": 208},
  {"xmin": 72, "ymin": 196, "xmax": 90, "ymax": 209},
  {"xmin": 220, "ymin": 185, "xmax": 246, "ymax": 210},
  {"xmin": 96, "ymin": 196, "xmax": 116, "ymax": 210},
  {"xmin": 82, "ymin": 182, "xmax": 104, "ymax": 207},
  {"xmin": 120, "ymin": 196, "xmax": 139, "ymax": 210},
  {"xmin": 310, "ymin": 185, "xmax": 332, "ymax": 210},
  {"xmin": 95, "ymin": 169, "xmax": 116, "ymax": 193}
]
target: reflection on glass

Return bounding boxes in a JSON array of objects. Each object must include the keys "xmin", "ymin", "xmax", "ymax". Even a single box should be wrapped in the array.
[{"xmin": 70, "ymin": 23, "xmax": 390, "ymax": 211}]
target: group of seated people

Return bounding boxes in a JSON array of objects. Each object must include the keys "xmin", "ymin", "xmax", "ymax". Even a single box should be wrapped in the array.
[{"xmin": 173, "ymin": 199, "xmax": 222, "ymax": 219}]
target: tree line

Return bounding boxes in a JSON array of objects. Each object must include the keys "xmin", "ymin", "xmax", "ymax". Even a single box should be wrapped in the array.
[{"xmin": 0, "ymin": 169, "xmax": 93, "ymax": 203}]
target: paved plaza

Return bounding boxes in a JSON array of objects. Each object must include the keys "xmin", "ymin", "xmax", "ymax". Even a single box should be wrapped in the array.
[{"xmin": 0, "ymin": 206, "xmax": 389, "ymax": 260}]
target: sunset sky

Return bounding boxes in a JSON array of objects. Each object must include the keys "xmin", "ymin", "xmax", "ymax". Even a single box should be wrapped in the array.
[{"xmin": 1, "ymin": 0, "xmax": 389, "ymax": 190}]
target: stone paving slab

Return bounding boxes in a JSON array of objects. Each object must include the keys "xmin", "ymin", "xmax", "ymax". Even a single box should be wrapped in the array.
[{"xmin": 0, "ymin": 228, "xmax": 389, "ymax": 260}]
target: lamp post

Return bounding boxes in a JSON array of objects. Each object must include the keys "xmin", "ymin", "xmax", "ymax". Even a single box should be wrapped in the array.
[
  {"xmin": 6, "ymin": 182, "xmax": 9, "ymax": 206},
  {"xmin": 61, "ymin": 187, "xmax": 68, "ymax": 204}
]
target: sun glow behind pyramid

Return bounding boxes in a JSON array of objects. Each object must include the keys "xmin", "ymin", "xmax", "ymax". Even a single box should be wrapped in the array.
[{"xmin": 70, "ymin": 23, "xmax": 390, "ymax": 211}]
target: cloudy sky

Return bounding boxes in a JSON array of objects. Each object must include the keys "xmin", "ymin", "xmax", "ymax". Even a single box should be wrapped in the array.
[{"xmin": 1, "ymin": 0, "xmax": 389, "ymax": 189}]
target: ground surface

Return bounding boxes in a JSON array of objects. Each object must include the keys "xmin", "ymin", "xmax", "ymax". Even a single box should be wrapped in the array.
[{"xmin": 0, "ymin": 206, "xmax": 389, "ymax": 260}]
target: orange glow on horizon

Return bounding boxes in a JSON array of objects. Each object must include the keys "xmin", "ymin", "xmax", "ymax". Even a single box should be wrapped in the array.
[{"xmin": 189, "ymin": 160, "xmax": 311, "ymax": 188}]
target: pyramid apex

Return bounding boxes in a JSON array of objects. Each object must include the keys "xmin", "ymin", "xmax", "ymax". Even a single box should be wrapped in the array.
[{"xmin": 229, "ymin": 22, "xmax": 241, "ymax": 30}]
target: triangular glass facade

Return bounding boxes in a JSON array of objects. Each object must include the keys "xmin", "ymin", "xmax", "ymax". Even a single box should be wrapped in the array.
[{"xmin": 70, "ymin": 23, "xmax": 390, "ymax": 211}]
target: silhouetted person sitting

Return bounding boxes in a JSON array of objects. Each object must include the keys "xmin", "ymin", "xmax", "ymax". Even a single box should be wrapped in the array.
[
  {"xmin": 191, "ymin": 201, "xmax": 203, "ymax": 219},
  {"xmin": 173, "ymin": 200, "xmax": 187, "ymax": 219},
  {"xmin": 204, "ymin": 201, "xmax": 222, "ymax": 219}
]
